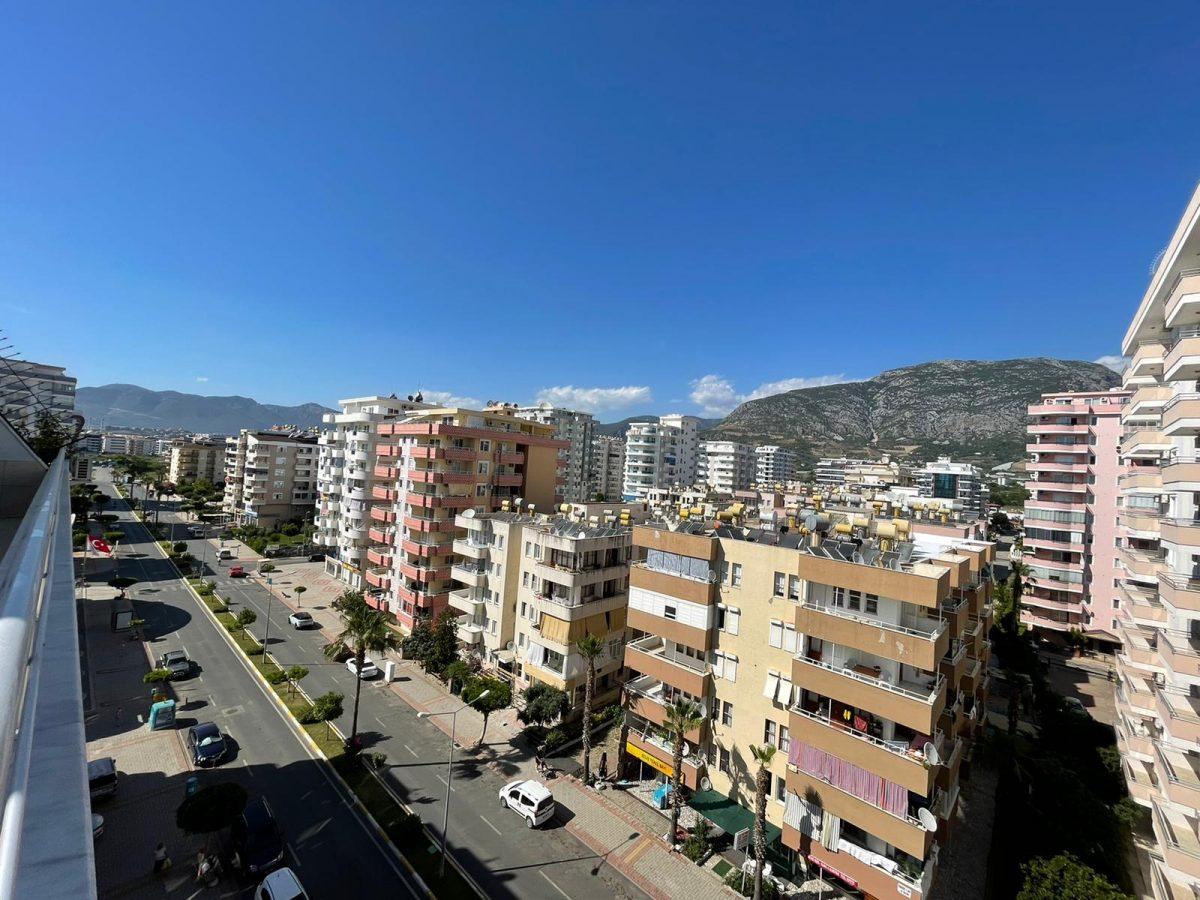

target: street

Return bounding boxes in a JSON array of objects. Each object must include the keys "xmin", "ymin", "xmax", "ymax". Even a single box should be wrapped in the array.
[
  {"xmin": 95, "ymin": 470, "xmax": 423, "ymax": 898},
  {"xmin": 142, "ymin": 480, "xmax": 643, "ymax": 900}
]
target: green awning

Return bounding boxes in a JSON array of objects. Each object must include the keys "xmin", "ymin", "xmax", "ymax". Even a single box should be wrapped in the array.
[{"xmin": 689, "ymin": 789, "xmax": 781, "ymax": 845}]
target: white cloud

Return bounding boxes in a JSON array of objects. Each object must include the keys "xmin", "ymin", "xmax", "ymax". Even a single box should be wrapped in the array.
[
  {"xmin": 422, "ymin": 390, "xmax": 483, "ymax": 408},
  {"xmin": 534, "ymin": 385, "xmax": 652, "ymax": 415},
  {"xmin": 195, "ymin": 376, "xmax": 209, "ymax": 383},
  {"xmin": 1094, "ymin": 355, "xmax": 1129, "ymax": 374},
  {"xmin": 689, "ymin": 373, "xmax": 852, "ymax": 417}
]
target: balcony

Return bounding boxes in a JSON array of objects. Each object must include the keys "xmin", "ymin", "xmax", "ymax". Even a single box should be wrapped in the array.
[
  {"xmin": 370, "ymin": 506, "xmax": 396, "ymax": 524},
  {"xmin": 1121, "ymin": 584, "xmax": 1169, "ymax": 626},
  {"xmin": 629, "ymin": 562, "xmax": 717, "ymax": 606},
  {"xmin": 1160, "ymin": 630, "xmax": 1200, "ymax": 679},
  {"xmin": 1152, "ymin": 800, "xmax": 1200, "ymax": 880},
  {"xmin": 788, "ymin": 705, "xmax": 938, "ymax": 796},
  {"xmin": 1157, "ymin": 689, "xmax": 1200, "ymax": 743},
  {"xmin": 371, "ymin": 485, "xmax": 399, "ymax": 502},
  {"xmin": 1027, "ymin": 423, "xmax": 1089, "ymax": 435},
  {"xmin": 366, "ymin": 547, "xmax": 392, "ymax": 568},
  {"xmin": 402, "ymin": 539, "xmax": 453, "ymax": 558},
  {"xmin": 497, "ymin": 451, "xmax": 525, "ymax": 465},
  {"xmin": 1165, "ymin": 333, "xmax": 1200, "ymax": 382},
  {"xmin": 799, "ymin": 834, "xmax": 934, "ymax": 900},
  {"xmin": 623, "ymin": 675, "xmax": 707, "ymax": 742},
  {"xmin": 452, "ymin": 537, "xmax": 490, "ymax": 559},
  {"xmin": 1120, "ymin": 546, "xmax": 1166, "ymax": 580},
  {"xmin": 1120, "ymin": 468, "xmax": 1163, "ymax": 491},
  {"xmin": 367, "ymin": 526, "xmax": 394, "ymax": 545},
  {"xmin": 624, "ymin": 635, "xmax": 711, "ymax": 697},
  {"xmin": 403, "ymin": 515, "xmax": 457, "ymax": 533},
  {"xmin": 1026, "ymin": 441, "xmax": 1087, "ymax": 455},
  {"xmin": 451, "ymin": 562, "xmax": 487, "ymax": 587},
  {"xmin": 624, "ymin": 725, "xmax": 705, "ymax": 789},
  {"xmin": 1164, "ymin": 272, "xmax": 1200, "ymax": 329},
  {"xmin": 626, "ymin": 606, "xmax": 713, "ymax": 651},
  {"xmin": 448, "ymin": 589, "xmax": 485, "ymax": 616},
  {"xmin": 1121, "ymin": 426, "xmax": 1172, "ymax": 456},
  {"xmin": 1156, "ymin": 743, "xmax": 1200, "ymax": 811},
  {"xmin": 1163, "ymin": 518, "xmax": 1200, "ymax": 548},
  {"xmin": 1117, "ymin": 673, "xmax": 1158, "ymax": 717},
  {"xmin": 1163, "ymin": 395, "xmax": 1200, "ymax": 436},
  {"xmin": 1162, "ymin": 456, "xmax": 1200, "ymax": 485},
  {"xmin": 1128, "ymin": 339, "xmax": 1168, "ymax": 378},
  {"xmin": 791, "ymin": 654, "xmax": 946, "ymax": 735},
  {"xmin": 365, "ymin": 567, "xmax": 391, "ymax": 590},
  {"xmin": 1122, "ymin": 510, "xmax": 1163, "ymax": 534},
  {"xmin": 795, "ymin": 604, "xmax": 949, "ymax": 670},
  {"xmin": 456, "ymin": 621, "xmax": 484, "ymax": 645},
  {"xmin": 785, "ymin": 766, "xmax": 935, "ymax": 860},
  {"xmin": 400, "ymin": 562, "xmax": 450, "ymax": 584},
  {"xmin": 407, "ymin": 492, "xmax": 473, "ymax": 510}
]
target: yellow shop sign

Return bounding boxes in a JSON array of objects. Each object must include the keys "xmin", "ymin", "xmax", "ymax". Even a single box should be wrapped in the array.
[{"xmin": 626, "ymin": 741, "xmax": 673, "ymax": 777}]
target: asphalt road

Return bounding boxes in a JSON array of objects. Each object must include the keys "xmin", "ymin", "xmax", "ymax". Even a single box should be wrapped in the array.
[
  {"xmin": 152, "ymin": 500, "xmax": 642, "ymax": 900},
  {"xmin": 98, "ymin": 471, "xmax": 423, "ymax": 899}
]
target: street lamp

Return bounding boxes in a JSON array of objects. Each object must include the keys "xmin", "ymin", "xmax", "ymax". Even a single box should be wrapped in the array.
[
  {"xmin": 261, "ymin": 575, "xmax": 274, "ymax": 655},
  {"xmin": 417, "ymin": 689, "xmax": 490, "ymax": 879}
]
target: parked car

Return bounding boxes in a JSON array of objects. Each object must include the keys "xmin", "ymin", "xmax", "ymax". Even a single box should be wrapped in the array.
[
  {"xmin": 218, "ymin": 548, "xmax": 236, "ymax": 561},
  {"xmin": 188, "ymin": 525, "xmax": 205, "ymax": 537},
  {"xmin": 91, "ymin": 814, "xmax": 104, "ymax": 840},
  {"xmin": 257, "ymin": 867, "xmax": 308, "ymax": 900},
  {"xmin": 499, "ymin": 780, "xmax": 555, "ymax": 828},
  {"xmin": 159, "ymin": 649, "xmax": 192, "ymax": 678},
  {"xmin": 186, "ymin": 722, "xmax": 228, "ymax": 767},
  {"xmin": 87, "ymin": 757, "xmax": 118, "ymax": 802},
  {"xmin": 230, "ymin": 566, "xmax": 247, "ymax": 578},
  {"xmin": 287, "ymin": 611, "xmax": 315, "ymax": 630},
  {"xmin": 230, "ymin": 797, "xmax": 285, "ymax": 877},
  {"xmin": 346, "ymin": 657, "xmax": 379, "ymax": 679},
  {"xmin": 308, "ymin": 553, "xmax": 325, "ymax": 562}
]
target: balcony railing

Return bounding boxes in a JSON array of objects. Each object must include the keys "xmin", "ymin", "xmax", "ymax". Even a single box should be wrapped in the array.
[
  {"xmin": 801, "ymin": 600, "xmax": 948, "ymax": 642},
  {"xmin": 794, "ymin": 654, "xmax": 945, "ymax": 706}
]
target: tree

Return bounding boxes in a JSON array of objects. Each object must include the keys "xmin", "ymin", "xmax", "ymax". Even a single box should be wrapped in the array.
[
  {"xmin": 749, "ymin": 744, "xmax": 777, "ymax": 900},
  {"xmin": 107, "ymin": 576, "xmax": 136, "ymax": 596},
  {"xmin": 176, "ymin": 782, "xmax": 248, "ymax": 834},
  {"xmin": 662, "ymin": 699, "xmax": 704, "ymax": 848},
  {"xmin": 518, "ymin": 681, "xmax": 569, "ymax": 728},
  {"xmin": 285, "ymin": 665, "xmax": 309, "ymax": 696},
  {"xmin": 172, "ymin": 541, "xmax": 188, "ymax": 555},
  {"xmin": 1017, "ymin": 854, "xmax": 1129, "ymax": 900},
  {"xmin": 325, "ymin": 603, "xmax": 401, "ymax": 744},
  {"xmin": 293, "ymin": 585, "xmax": 307, "ymax": 606},
  {"xmin": 578, "ymin": 633, "xmax": 605, "ymax": 784},
  {"xmin": 235, "ymin": 609, "xmax": 257, "ymax": 633},
  {"xmin": 462, "ymin": 675, "xmax": 511, "ymax": 747},
  {"xmin": 301, "ymin": 691, "xmax": 344, "ymax": 724},
  {"xmin": 24, "ymin": 411, "xmax": 77, "ymax": 464},
  {"xmin": 401, "ymin": 609, "xmax": 458, "ymax": 674},
  {"xmin": 443, "ymin": 660, "xmax": 471, "ymax": 695}
]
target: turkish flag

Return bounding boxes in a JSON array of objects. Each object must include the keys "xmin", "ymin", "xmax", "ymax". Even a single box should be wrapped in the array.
[{"xmin": 90, "ymin": 537, "xmax": 113, "ymax": 555}]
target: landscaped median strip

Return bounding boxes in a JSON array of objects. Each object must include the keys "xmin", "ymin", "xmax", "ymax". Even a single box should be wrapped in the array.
[{"xmin": 125, "ymin": 501, "xmax": 481, "ymax": 899}]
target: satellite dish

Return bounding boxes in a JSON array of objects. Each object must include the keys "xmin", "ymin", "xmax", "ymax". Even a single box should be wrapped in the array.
[
  {"xmin": 682, "ymin": 741, "xmax": 692, "ymax": 757},
  {"xmin": 700, "ymin": 776, "xmax": 713, "ymax": 792},
  {"xmin": 918, "ymin": 808, "xmax": 938, "ymax": 832},
  {"xmin": 923, "ymin": 742, "xmax": 940, "ymax": 766},
  {"xmin": 505, "ymin": 641, "xmax": 515, "ymax": 651},
  {"xmin": 461, "ymin": 508, "xmax": 476, "ymax": 519}
]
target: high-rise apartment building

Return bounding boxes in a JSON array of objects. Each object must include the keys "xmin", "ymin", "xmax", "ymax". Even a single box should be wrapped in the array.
[
  {"xmin": 622, "ymin": 414, "xmax": 701, "ymax": 500},
  {"xmin": 697, "ymin": 440, "xmax": 755, "ymax": 493},
  {"xmin": 622, "ymin": 514, "xmax": 992, "ymax": 899},
  {"xmin": 167, "ymin": 439, "xmax": 225, "ymax": 483},
  {"xmin": 0, "ymin": 359, "xmax": 77, "ymax": 431},
  {"xmin": 450, "ymin": 509, "xmax": 631, "ymax": 712},
  {"xmin": 1113, "ymin": 184, "xmax": 1200, "ymax": 900},
  {"xmin": 101, "ymin": 433, "xmax": 156, "ymax": 456},
  {"xmin": 314, "ymin": 396, "xmax": 435, "ymax": 589},
  {"xmin": 1022, "ymin": 390, "xmax": 1129, "ymax": 641},
  {"xmin": 505, "ymin": 405, "xmax": 595, "ymax": 503},
  {"xmin": 755, "ymin": 445, "xmax": 797, "ymax": 486},
  {"xmin": 916, "ymin": 458, "xmax": 986, "ymax": 521},
  {"xmin": 223, "ymin": 430, "xmax": 318, "ymax": 528},
  {"xmin": 364, "ymin": 407, "xmax": 566, "ymax": 632},
  {"xmin": 590, "ymin": 435, "xmax": 626, "ymax": 501}
]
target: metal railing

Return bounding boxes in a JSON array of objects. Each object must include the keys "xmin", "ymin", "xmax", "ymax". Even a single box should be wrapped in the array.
[
  {"xmin": 801, "ymin": 600, "xmax": 948, "ymax": 642},
  {"xmin": 794, "ymin": 654, "xmax": 945, "ymax": 705}
]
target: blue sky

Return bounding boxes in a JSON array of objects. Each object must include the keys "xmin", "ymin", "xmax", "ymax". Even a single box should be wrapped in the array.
[{"xmin": 3, "ymin": 4, "xmax": 1199, "ymax": 419}]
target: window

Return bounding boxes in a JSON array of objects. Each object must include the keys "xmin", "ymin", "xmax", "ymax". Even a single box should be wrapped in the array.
[
  {"xmin": 479, "ymin": 439, "xmax": 491, "ymax": 452},
  {"xmin": 832, "ymin": 586, "xmax": 845, "ymax": 608},
  {"xmin": 715, "ymin": 605, "xmax": 726, "ymax": 631},
  {"xmin": 779, "ymin": 725, "xmax": 790, "ymax": 754},
  {"xmin": 769, "ymin": 620, "xmax": 783, "ymax": 649},
  {"xmin": 664, "ymin": 604, "xmax": 677, "ymax": 621},
  {"xmin": 725, "ymin": 606, "xmax": 740, "ymax": 635},
  {"xmin": 711, "ymin": 652, "xmax": 725, "ymax": 680},
  {"xmin": 782, "ymin": 624, "xmax": 798, "ymax": 654},
  {"xmin": 525, "ymin": 541, "xmax": 532, "ymax": 557},
  {"xmin": 477, "ymin": 461, "xmax": 490, "ymax": 475},
  {"xmin": 865, "ymin": 594, "xmax": 878, "ymax": 615},
  {"xmin": 848, "ymin": 590, "xmax": 861, "ymax": 611},
  {"xmin": 725, "ymin": 654, "xmax": 738, "ymax": 682},
  {"xmin": 721, "ymin": 701, "xmax": 734, "ymax": 727},
  {"xmin": 496, "ymin": 535, "xmax": 503, "ymax": 549},
  {"xmin": 773, "ymin": 572, "xmax": 785, "ymax": 597},
  {"xmin": 719, "ymin": 747, "xmax": 731, "ymax": 774},
  {"xmin": 732, "ymin": 563, "xmax": 742, "ymax": 587},
  {"xmin": 787, "ymin": 575, "xmax": 801, "ymax": 601},
  {"xmin": 774, "ymin": 775, "xmax": 786, "ymax": 803},
  {"xmin": 763, "ymin": 772, "xmax": 774, "ymax": 802},
  {"xmin": 522, "ymin": 571, "xmax": 530, "ymax": 587},
  {"xmin": 475, "ymin": 484, "xmax": 488, "ymax": 497},
  {"xmin": 764, "ymin": 719, "xmax": 777, "ymax": 745}
]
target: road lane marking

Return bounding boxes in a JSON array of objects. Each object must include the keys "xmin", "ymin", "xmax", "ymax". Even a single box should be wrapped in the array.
[
  {"xmin": 540, "ymin": 871, "xmax": 571, "ymax": 899},
  {"xmin": 404, "ymin": 744, "xmax": 418, "ymax": 757},
  {"xmin": 435, "ymin": 774, "xmax": 456, "ymax": 793},
  {"xmin": 375, "ymin": 716, "xmax": 387, "ymax": 728},
  {"xmin": 479, "ymin": 814, "xmax": 502, "ymax": 836}
]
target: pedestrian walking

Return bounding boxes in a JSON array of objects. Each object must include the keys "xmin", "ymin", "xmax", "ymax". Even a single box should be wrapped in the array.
[
  {"xmin": 153, "ymin": 842, "xmax": 172, "ymax": 874},
  {"xmin": 598, "ymin": 751, "xmax": 608, "ymax": 782},
  {"xmin": 534, "ymin": 747, "xmax": 546, "ymax": 776}
]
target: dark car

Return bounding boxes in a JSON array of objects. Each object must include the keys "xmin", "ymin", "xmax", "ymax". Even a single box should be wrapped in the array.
[
  {"xmin": 230, "ymin": 797, "xmax": 285, "ymax": 877},
  {"xmin": 308, "ymin": 552, "xmax": 325, "ymax": 562},
  {"xmin": 186, "ymin": 722, "xmax": 227, "ymax": 767}
]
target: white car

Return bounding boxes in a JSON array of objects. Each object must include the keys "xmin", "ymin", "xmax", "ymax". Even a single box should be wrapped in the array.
[
  {"xmin": 499, "ymin": 779, "xmax": 555, "ymax": 828},
  {"xmin": 346, "ymin": 657, "xmax": 379, "ymax": 679},
  {"xmin": 287, "ymin": 611, "xmax": 316, "ymax": 629},
  {"xmin": 257, "ymin": 866, "xmax": 308, "ymax": 900}
]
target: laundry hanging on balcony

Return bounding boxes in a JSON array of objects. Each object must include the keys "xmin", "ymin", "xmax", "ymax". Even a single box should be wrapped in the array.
[{"xmin": 791, "ymin": 741, "xmax": 908, "ymax": 818}]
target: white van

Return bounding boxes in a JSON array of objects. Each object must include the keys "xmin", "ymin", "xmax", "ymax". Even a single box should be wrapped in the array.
[
  {"xmin": 218, "ymin": 548, "xmax": 236, "ymax": 561},
  {"xmin": 498, "ymin": 779, "xmax": 555, "ymax": 828}
]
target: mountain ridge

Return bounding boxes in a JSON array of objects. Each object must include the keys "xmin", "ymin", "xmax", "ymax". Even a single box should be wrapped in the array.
[{"xmin": 76, "ymin": 383, "xmax": 334, "ymax": 433}]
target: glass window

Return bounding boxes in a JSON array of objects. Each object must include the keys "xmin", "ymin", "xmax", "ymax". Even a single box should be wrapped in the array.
[
  {"xmin": 764, "ymin": 719, "xmax": 777, "ymax": 745},
  {"xmin": 787, "ymin": 575, "xmax": 801, "ymax": 600},
  {"xmin": 779, "ymin": 725, "xmax": 790, "ymax": 754},
  {"xmin": 773, "ymin": 572, "xmax": 785, "ymax": 597},
  {"xmin": 732, "ymin": 563, "xmax": 742, "ymax": 587},
  {"xmin": 774, "ymin": 776, "xmax": 786, "ymax": 802},
  {"xmin": 865, "ymin": 594, "xmax": 878, "ymax": 615},
  {"xmin": 722, "ymin": 701, "xmax": 733, "ymax": 727},
  {"xmin": 664, "ymin": 605, "xmax": 677, "ymax": 621},
  {"xmin": 769, "ymin": 620, "xmax": 783, "ymax": 648}
]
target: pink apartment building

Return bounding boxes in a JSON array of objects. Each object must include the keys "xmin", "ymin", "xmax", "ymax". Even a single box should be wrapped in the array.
[{"xmin": 1023, "ymin": 389, "xmax": 1130, "ymax": 645}]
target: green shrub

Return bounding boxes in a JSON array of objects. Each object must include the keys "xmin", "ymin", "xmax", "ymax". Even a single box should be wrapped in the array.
[
  {"xmin": 724, "ymin": 867, "xmax": 778, "ymax": 899},
  {"xmin": 265, "ymin": 670, "xmax": 287, "ymax": 685},
  {"xmin": 102, "ymin": 531, "xmax": 123, "ymax": 543},
  {"xmin": 72, "ymin": 530, "xmax": 87, "ymax": 549},
  {"xmin": 143, "ymin": 669, "xmax": 173, "ymax": 684},
  {"xmin": 1018, "ymin": 853, "xmax": 1129, "ymax": 900},
  {"xmin": 682, "ymin": 816, "xmax": 712, "ymax": 862},
  {"xmin": 544, "ymin": 728, "xmax": 568, "ymax": 752},
  {"xmin": 300, "ymin": 691, "xmax": 344, "ymax": 724},
  {"xmin": 173, "ymin": 541, "xmax": 188, "ymax": 554}
]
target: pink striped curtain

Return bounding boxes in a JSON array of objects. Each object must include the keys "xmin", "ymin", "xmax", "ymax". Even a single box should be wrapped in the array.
[{"xmin": 794, "ymin": 742, "xmax": 909, "ymax": 818}]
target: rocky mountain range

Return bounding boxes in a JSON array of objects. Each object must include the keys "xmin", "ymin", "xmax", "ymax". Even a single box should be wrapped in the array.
[
  {"xmin": 76, "ymin": 384, "xmax": 334, "ymax": 433},
  {"xmin": 705, "ymin": 358, "xmax": 1121, "ymax": 465}
]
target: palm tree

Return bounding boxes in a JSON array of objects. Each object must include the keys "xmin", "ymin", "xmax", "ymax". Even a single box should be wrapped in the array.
[
  {"xmin": 749, "ymin": 744, "xmax": 777, "ymax": 900},
  {"xmin": 662, "ymin": 698, "xmax": 704, "ymax": 849},
  {"xmin": 577, "ymin": 633, "xmax": 605, "ymax": 784},
  {"xmin": 324, "ymin": 599, "xmax": 401, "ymax": 744}
]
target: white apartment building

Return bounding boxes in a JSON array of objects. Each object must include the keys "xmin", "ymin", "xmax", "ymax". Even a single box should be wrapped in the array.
[
  {"xmin": 698, "ymin": 440, "xmax": 755, "ymax": 493},
  {"xmin": 590, "ymin": 435, "xmax": 625, "ymax": 501},
  {"xmin": 167, "ymin": 439, "xmax": 224, "ymax": 483},
  {"xmin": 622, "ymin": 414, "xmax": 701, "ymax": 500},
  {"xmin": 755, "ymin": 445, "xmax": 797, "ymax": 486},
  {"xmin": 101, "ymin": 433, "xmax": 156, "ymax": 456},
  {"xmin": 314, "ymin": 395, "xmax": 434, "ymax": 589},
  {"xmin": 223, "ymin": 430, "xmax": 319, "ymax": 529},
  {"xmin": 506, "ymin": 404, "xmax": 595, "ymax": 502},
  {"xmin": 0, "ymin": 359, "xmax": 76, "ymax": 432},
  {"xmin": 80, "ymin": 433, "xmax": 103, "ymax": 454},
  {"xmin": 916, "ymin": 457, "xmax": 986, "ymax": 521},
  {"xmin": 450, "ymin": 509, "xmax": 631, "ymax": 714}
]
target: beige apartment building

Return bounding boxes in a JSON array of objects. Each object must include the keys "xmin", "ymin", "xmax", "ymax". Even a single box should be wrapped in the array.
[
  {"xmin": 450, "ymin": 509, "xmax": 632, "ymax": 712},
  {"xmin": 1113, "ymin": 183, "xmax": 1200, "ymax": 900},
  {"xmin": 168, "ymin": 439, "xmax": 224, "ymax": 484},
  {"xmin": 622, "ymin": 513, "xmax": 993, "ymax": 900},
  {"xmin": 504, "ymin": 404, "xmax": 596, "ymax": 503},
  {"xmin": 223, "ymin": 430, "xmax": 319, "ymax": 529},
  {"xmin": 591, "ymin": 434, "xmax": 626, "ymax": 501},
  {"xmin": 365, "ymin": 407, "xmax": 566, "ymax": 632}
]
